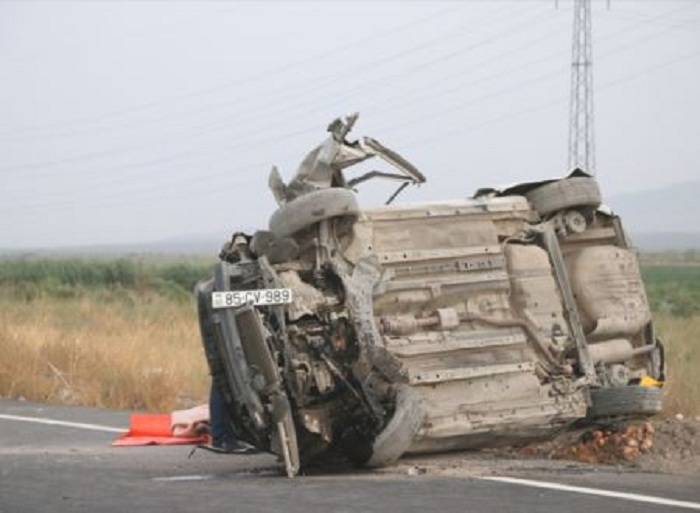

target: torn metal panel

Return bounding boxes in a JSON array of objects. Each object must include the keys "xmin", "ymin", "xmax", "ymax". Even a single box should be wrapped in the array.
[{"xmin": 270, "ymin": 114, "xmax": 425, "ymax": 205}]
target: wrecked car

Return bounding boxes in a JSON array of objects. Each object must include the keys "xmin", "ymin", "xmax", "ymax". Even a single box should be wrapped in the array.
[{"xmin": 195, "ymin": 114, "xmax": 664, "ymax": 477}]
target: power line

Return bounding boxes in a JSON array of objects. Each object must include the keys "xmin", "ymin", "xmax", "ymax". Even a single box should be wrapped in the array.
[
  {"xmin": 607, "ymin": 8, "xmax": 700, "ymax": 33},
  {"xmin": 346, "ymin": 1, "xmax": 696, "ymax": 126},
  {"xmin": 1, "ymin": 4, "xmax": 510, "ymax": 140},
  {"xmin": 6, "ymin": 44, "xmax": 699, "ymax": 217},
  {"xmin": 1, "ymin": 3, "xmax": 528, "ymax": 145},
  {"xmin": 0, "ymin": 4, "xmax": 539, "ymax": 174},
  {"xmin": 240, "ymin": 6, "xmax": 556, "ymax": 131},
  {"xmin": 9, "ymin": 0, "xmax": 689, "ymax": 178},
  {"xmin": 0, "ymin": 3, "xmax": 464, "ymax": 136},
  {"xmin": 2, "ymin": 2, "xmax": 696, "ymax": 203},
  {"xmin": 1, "ymin": 0, "xmax": 691, "ymax": 205},
  {"xmin": 399, "ymin": 47, "xmax": 700, "ymax": 150},
  {"xmin": 371, "ymin": 3, "xmax": 696, "ymax": 135}
]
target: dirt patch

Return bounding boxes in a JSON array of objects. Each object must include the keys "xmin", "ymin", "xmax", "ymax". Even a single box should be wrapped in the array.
[
  {"xmin": 637, "ymin": 417, "xmax": 700, "ymax": 475},
  {"xmin": 493, "ymin": 417, "xmax": 700, "ymax": 477},
  {"xmin": 391, "ymin": 417, "xmax": 700, "ymax": 479}
]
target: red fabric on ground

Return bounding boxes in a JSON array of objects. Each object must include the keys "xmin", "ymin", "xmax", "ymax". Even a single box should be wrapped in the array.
[{"xmin": 112, "ymin": 414, "xmax": 209, "ymax": 446}]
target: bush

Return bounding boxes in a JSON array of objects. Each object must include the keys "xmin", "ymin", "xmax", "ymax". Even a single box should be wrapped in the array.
[
  {"xmin": 642, "ymin": 266, "xmax": 700, "ymax": 317},
  {"xmin": 0, "ymin": 257, "xmax": 212, "ymax": 301},
  {"xmin": 155, "ymin": 262, "xmax": 212, "ymax": 293}
]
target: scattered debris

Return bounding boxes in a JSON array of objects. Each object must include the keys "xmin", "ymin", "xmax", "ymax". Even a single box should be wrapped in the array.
[
  {"xmin": 390, "ymin": 417, "xmax": 700, "ymax": 480},
  {"xmin": 550, "ymin": 422, "xmax": 655, "ymax": 464},
  {"xmin": 494, "ymin": 417, "xmax": 700, "ymax": 476},
  {"xmin": 637, "ymin": 417, "xmax": 700, "ymax": 475}
]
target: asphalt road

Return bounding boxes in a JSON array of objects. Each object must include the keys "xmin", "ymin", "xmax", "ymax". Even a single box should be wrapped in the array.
[{"xmin": 1, "ymin": 399, "xmax": 698, "ymax": 513}]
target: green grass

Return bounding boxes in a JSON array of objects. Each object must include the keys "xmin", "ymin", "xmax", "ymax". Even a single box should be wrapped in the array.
[
  {"xmin": 0, "ymin": 257, "xmax": 214, "ymax": 302},
  {"xmin": 642, "ymin": 266, "xmax": 700, "ymax": 317},
  {"xmin": 0, "ymin": 255, "xmax": 697, "ymax": 415},
  {"xmin": 2, "ymin": 257, "xmax": 697, "ymax": 312}
]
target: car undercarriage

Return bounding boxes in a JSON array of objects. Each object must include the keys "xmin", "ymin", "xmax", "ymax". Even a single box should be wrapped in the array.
[{"xmin": 196, "ymin": 115, "xmax": 664, "ymax": 477}]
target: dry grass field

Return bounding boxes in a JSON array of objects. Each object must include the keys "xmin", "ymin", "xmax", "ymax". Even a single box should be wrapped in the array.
[
  {"xmin": 0, "ymin": 258, "xmax": 211, "ymax": 412},
  {"xmin": 0, "ymin": 292, "xmax": 209, "ymax": 412},
  {"xmin": 654, "ymin": 314, "xmax": 700, "ymax": 416},
  {"xmin": 0, "ymin": 257, "xmax": 697, "ymax": 415},
  {"xmin": 641, "ymin": 262, "xmax": 700, "ymax": 416}
]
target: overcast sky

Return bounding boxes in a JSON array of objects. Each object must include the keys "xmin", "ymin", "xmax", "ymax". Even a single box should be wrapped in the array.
[{"xmin": 1, "ymin": 0, "xmax": 699, "ymax": 249}]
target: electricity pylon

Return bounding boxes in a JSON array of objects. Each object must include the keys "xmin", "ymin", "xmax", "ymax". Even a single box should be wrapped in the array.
[{"xmin": 568, "ymin": 0, "xmax": 596, "ymax": 174}]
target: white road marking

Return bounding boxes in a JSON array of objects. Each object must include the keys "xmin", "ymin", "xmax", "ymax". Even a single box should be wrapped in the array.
[
  {"xmin": 153, "ymin": 475, "xmax": 213, "ymax": 482},
  {"xmin": 0, "ymin": 413, "xmax": 125, "ymax": 433},
  {"xmin": 2, "ymin": 410, "xmax": 697, "ymax": 506},
  {"xmin": 483, "ymin": 476, "xmax": 700, "ymax": 511}
]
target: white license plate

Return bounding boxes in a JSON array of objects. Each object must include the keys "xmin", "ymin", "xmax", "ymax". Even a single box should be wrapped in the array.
[{"xmin": 212, "ymin": 288, "xmax": 293, "ymax": 309}]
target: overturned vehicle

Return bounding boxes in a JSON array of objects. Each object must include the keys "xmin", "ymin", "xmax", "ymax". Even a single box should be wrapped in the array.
[{"xmin": 196, "ymin": 115, "xmax": 664, "ymax": 477}]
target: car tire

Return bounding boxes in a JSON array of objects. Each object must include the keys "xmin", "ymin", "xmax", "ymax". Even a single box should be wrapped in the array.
[
  {"xmin": 268, "ymin": 188, "xmax": 359, "ymax": 238},
  {"xmin": 525, "ymin": 177, "xmax": 602, "ymax": 216},
  {"xmin": 588, "ymin": 385, "xmax": 663, "ymax": 419},
  {"xmin": 365, "ymin": 385, "xmax": 426, "ymax": 468}
]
